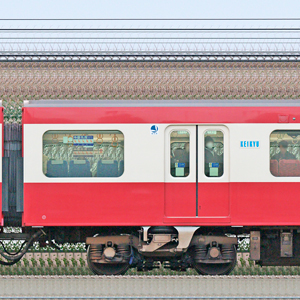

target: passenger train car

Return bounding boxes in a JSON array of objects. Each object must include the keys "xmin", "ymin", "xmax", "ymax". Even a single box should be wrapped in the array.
[{"xmin": 2, "ymin": 99, "xmax": 300, "ymax": 275}]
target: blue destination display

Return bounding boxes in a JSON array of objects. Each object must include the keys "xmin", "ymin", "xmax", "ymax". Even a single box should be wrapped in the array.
[
  {"xmin": 73, "ymin": 136, "xmax": 94, "ymax": 146},
  {"xmin": 73, "ymin": 136, "xmax": 94, "ymax": 139},
  {"xmin": 178, "ymin": 163, "xmax": 185, "ymax": 168},
  {"xmin": 240, "ymin": 141, "xmax": 259, "ymax": 148},
  {"xmin": 211, "ymin": 163, "xmax": 219, "ymax": 168}
]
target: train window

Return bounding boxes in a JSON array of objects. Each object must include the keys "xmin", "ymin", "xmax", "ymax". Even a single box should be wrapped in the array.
[
  {"xmin": 270, "ymin": 130, "xmax": 300, "ymax": 177},
  {"xmin": 43, "ymin": 130, "xmax": 124, "ymax": 178},
  {"xmin": 170, "ymin": 130, "xmax": 190, "ymax": 177},
  {"xmin": 204, "ymin": 130, "xmax": 224, "ymax": 177}
]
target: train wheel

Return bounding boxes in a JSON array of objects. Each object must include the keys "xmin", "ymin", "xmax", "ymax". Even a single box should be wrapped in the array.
[
  {"xmin": 192, "ymin": 246, "xmax": 237, "ymax": 276},
  {"xmin": 87, "ymin": 245, "xmax": 130, "ymax": 275}
]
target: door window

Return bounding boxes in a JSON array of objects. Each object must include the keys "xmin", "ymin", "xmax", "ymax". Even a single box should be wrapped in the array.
[
  {"xmin": 204, "ymin": 130, "xmax": 224, "ymax": 177},
  {"xmin": 170, "ymin": 130, "xmax": 190, "ymax": 177}
]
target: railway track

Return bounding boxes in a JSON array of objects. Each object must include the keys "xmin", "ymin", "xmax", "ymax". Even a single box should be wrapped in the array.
[
  {"xmin": 0, "ymin": 276, "xmax": 300, "ymax": 299},
  {"xmin": 0, "ymin": 297, "xmax": 299, "ymax": 300}
]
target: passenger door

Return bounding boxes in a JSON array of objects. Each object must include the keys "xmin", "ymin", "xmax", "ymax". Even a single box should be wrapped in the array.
[
  {"xmin": 164, "ymin": 126, "xmax": 197, "ymax": 217},
  {"xmin": 197, "ymin": 126, "xmax": 230, "ymax": 219}
]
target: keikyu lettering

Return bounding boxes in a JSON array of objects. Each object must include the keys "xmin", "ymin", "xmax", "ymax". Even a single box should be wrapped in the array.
[{"xmin": 240, "ymin": 141, "xmax": 260, "ymax": 148}]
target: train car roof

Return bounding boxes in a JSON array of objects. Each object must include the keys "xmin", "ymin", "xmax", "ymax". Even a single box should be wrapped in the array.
[{"xmin": 23, "ymin": 99, "xmax": 300, "ymax": 108}]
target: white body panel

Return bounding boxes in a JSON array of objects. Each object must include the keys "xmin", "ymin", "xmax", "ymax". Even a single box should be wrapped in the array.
[
  {"xmin": 229, "ymin": 124, "xmax": 300, "ymax": 182},
  {"xmin": 24, "ymin": 123, "xmax": 166, "ymax": 183},
  {"xmin": 24, "ymin": 122, "xmax": 300, "ymax": 184}
]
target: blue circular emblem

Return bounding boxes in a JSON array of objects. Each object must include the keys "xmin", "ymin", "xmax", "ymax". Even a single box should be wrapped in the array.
[{"xmin": 151, "ymin": 125, "xmax": 158, "ymax": 134}]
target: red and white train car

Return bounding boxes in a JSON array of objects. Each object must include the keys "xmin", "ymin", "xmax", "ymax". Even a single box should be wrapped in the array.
[{"xmin": 14, "ymin": 99, "xmax": 300, "ymax": 274}]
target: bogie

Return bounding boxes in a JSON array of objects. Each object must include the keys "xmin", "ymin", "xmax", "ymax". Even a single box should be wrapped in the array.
[{"xmin": 85, "ymin": 227, "xmax": 238, "ymax": 276}]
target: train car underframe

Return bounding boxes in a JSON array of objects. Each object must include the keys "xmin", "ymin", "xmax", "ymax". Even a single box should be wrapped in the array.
[{"xmin": 0, "ymin": 225, "xmax": 299, "ymax": 275}]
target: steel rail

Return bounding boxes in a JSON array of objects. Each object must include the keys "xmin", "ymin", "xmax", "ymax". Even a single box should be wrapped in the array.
[
  {"xmin": 0, "ymin": 297, "xmax": 298, "ymax": 299},
  {"xmin": 1, "ymin": 18, "xmax": 300, "ymax": 20},
  {"xmin": 2, "ymin": 37, "xmax": 300, "ymax": 39},
  {"xmin": 1, "ymin": 28, "xmax": 300, "ymax": 31}
]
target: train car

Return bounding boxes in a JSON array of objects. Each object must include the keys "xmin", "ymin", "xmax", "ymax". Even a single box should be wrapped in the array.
[{"xmin": 3, "ymin": 99, "xmax": 300, "ymax": 275}]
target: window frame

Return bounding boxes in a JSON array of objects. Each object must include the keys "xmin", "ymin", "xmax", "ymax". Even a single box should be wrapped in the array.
[
  {"xmin": 203, "ymin": 129, "xmax": 225, "ymax": 178},
  {"xmin": 42, "ymin": 129, "xmax": 125, "ymax": 178},
  {"xmin": 269, "ymin": 129, "xmax": 300, "ymax": 178},
  {"xmin": 170, "ymin": 129, "xmax": 191, "ymax": 178}
]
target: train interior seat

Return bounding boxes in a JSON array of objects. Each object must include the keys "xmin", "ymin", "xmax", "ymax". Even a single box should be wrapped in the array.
[
  {"xmin": 118, "ymin": 160, "xmax": 124, "ymax": 176},
  {"xmin": 278, "ymin": 159, "xmax": 300, "ymax": 176},
  {"xmin": 270, "ymin": 159, "xmax": 279, "ymax": 176},
  {"xmin": 97, "ymin": 160, "xmax": 119, "ymax": 177},
  {"xmin": 69, "ymin": 160, "xmax": 91, "ymax": 177},
  {"xmin": 47, "ymin": 160, "xmax": 68, "ymax": 177}
]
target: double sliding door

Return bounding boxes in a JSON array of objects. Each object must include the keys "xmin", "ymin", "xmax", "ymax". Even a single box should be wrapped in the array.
[{"xmin": 164, "ymin": 125, "xmax": 230, "ymax": 222}]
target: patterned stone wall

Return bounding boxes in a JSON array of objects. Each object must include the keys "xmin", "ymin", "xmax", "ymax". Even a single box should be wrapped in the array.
[{"xmin": 1, "ymin": 61, "xmax": 300, "ymax": 122}]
